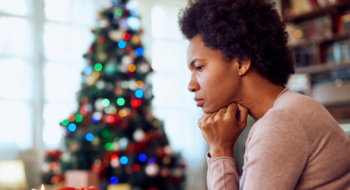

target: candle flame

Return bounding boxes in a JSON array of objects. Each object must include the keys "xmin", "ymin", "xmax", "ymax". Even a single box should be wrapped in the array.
[{"xmin": 41, "ymin": 184, "xmax": 45, "ymax": 190}]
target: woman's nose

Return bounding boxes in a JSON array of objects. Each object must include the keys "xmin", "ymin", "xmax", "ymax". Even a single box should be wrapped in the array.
[{"xmin": 188, "ymin": 77, "xmax": 199, "ymax": 93}]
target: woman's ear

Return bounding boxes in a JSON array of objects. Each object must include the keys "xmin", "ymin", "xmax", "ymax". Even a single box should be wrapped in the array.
[{"xmin": 237, "ymin": 58, "xmax": 251, "ymax": 76}]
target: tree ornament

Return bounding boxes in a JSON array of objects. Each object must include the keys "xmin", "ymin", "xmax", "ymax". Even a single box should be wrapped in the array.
[
  {"xmin": 133, "ymin": 128, "xmax": 145, "ymax": 142},
  {"xmin": 136, "ymin": 62, "xmax": 150, "ymax": 74},
  {"xmin": 108, "ymin": 30, "xmax": 124, "ymax": 42},
  {"xmin": 145, "ymin": 164, "xmax": 159, "ymax": 178},
  {"xmin": 96, "ymin": 80, "xmax": 105, "ymax": 90},
  {"xmin": 122, "ymin": 55, "xmax": 133, "ymax": 65},
  {"xmin": 94, "ymin": 99, "xmax": 104, "ymax": 111},
  {"xmin": 160, "ymin": 168, "xmax": 170, "ymax": 178},
  {"xmin": 164, "ymin": 145, "xmax": 174, "ymax": 155},
  {"xmin": 104, "ymin": 62, "xmax": 117, "ymax": 75},
  {"xmin": 131, "ymin": 34, "xmax": 141, "ymax": 45},
  {"xmin": 128, "ymin": 79, "xmax": 137, "ymax": 90},
  {"xmin": 69, "ymin": 142, "xmax": 80, "ymax": 152}
]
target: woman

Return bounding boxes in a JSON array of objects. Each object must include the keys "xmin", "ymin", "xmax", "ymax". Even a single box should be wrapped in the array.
[{"xmin": 178, "ymin": 0, "xmax": 350, "ymax": 189}]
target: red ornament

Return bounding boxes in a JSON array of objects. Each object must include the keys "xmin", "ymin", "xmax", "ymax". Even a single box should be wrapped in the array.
[
  {"xmin": 133, "ymin": 164, "xmax": 140, "ymax": 172},
  {"xmin": 104, "ymin": 115, "xmax": 116, "ymax": 124},
  {"xmin": 125, "ymin": 46, "xmax": 132, "ymax": 54},
  {"xmin": 80, "ymin": 106, "xmax": 88, "ymax": 116},
  {"xmin": 130, "ymin": 99, "xmax": 142, "ymax": 108},
  {"xmin": 98, "ymin": 36, "xmax": 106, "ymax": 44},
  {"xmin": 88, "ymin": 45, "xmax": 94, "ymax": 53},
  {"xmin": 46, "ymin": 149, "xmax": 63, "ymax": 161},
  {"xmin": 156, "ymin": 147, "xmax": 165, "ymax": 157},
  {"xmin": 125, "ymin": 166, "xmax": 132, "ymax": 174},
  {"xmin": 127, "ymin": 71, "xmax": 134, "ymax": 78},
  {"xmin": 123, "ymin": 33, "xmax": 131, "ymax": 40},
  {"xmin": 148, "ymin": 187, "xmax": 159, "ymax": 190},
  {"xmin": 171, "ymin": 177, "xmax": 182, "ymax": 185},
  {"xmin": 114, "ymin": 87, "xmax": 122, "ymax": 95},
  {"xmin": 68, "ymin": 114, "xmax": 75, "ymax": 122},
  {"xmin": 111, "ymin": 154, "xmax": 118, "ymax": 160}
]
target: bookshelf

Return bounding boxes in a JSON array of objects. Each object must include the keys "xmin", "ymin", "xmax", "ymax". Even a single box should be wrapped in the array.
[
  {"xmin": 282, "ymin": 1, "xmax": 350, "ymax": 23},
  {"xmin": 282, "ymin": 0, "xmax": 350, "ymax": 120},
  {"xmin": 295, "ymin": 62, "xmax": 350, "ymax": 74}
]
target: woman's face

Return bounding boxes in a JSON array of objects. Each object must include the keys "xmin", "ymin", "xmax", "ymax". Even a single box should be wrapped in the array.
[{"xmin": 187, "ymin": 35, "xmax": 242, "ymax": 113}]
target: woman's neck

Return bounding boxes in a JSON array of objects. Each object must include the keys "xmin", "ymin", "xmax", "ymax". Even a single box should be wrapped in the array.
[{"xmin": 237, "ymin": 75, "xmax": 285, "ymax": 121}]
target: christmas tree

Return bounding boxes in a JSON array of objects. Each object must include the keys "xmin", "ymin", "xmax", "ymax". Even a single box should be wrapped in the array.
[{"xmin": 41, "ymin": 1, "xmax": 186, "ymax": 189}]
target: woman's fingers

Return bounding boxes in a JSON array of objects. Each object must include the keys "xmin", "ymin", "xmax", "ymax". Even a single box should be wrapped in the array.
[
  {"xmin": 237, "ymin": 104, "xmax": 249, "ymax": 127},
  {"xmin": 226, "ymin": 102, "xmax": 238, "ymax": 119},
  {"xmin": 217, "ymin": 107, "xmax": 227, "ymax": 118}
]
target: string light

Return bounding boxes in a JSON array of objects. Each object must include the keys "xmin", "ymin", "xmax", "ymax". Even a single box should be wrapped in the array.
[
  {"xmin": 131, "ymin": 99, "xmax": 142, "ymax": 108},
  {"xmin": 135, "ymin": 90, "xmax": 143, "ymax": 98},
  {"xmin": 123, "ymin": 33, "xmax": 131, "ymax": 40},
  {"xmin": 102, "ymin": 129, "xmax": 110, "ymax": 138},
  {"xmin": 68, "ymin": 114, "xmax": 75, "ymax": 122},
  {"xmin": 147, "ymin": 158, "xmax": 155, "ymax": 165},
  {"xmin": 68, "ymin": 123, "xmax": 77, "ymax": 132},
  {"xmin": 117, "ymin": 98, "xmax": 125, "ymax": 106},
  {"xmin": 114, "ymin": 87, "xmax": 122, "ymax": 95},
  {"xmin": 135, "ymin": 48, "xmax": 144, "ymax": 56},
  {"xmin": 111, "ymin": 154, "xmax": 118, "ymax": 160},
  {"xmin": 92, "ymin": 112, "xmax": 102, "ymax": 123},
  {"xmin": 75, "ymin": 114, "xmax": 83, "ymax": 122},
  {"xmin": 119, "ymin": 109, "xmax": 127, "ymax": 117},
  {"xmin": 128, "ymin": 64, "xmax": 136, "ymax": 72},
  {"xmin": 84, "ymin": 66, "xmax": 93, "ymax": 75},
  {"xmin": 294, "ymin": 30, "xmax": 303, "ymax": 38},
  {"xmin": 61, "ymin": 119, "xmax": 69, "ymax": 126},
  {"xmin": 110, "ymin": 176, "xmax": 118, "ymax": 185},
  {"xmin": 94, "ymin": 63, "xmax": 103, "ymax": 71},
  {"xmin": 118, "ymin": 40, "xmax": 126, "ymax": 49},
  {"xmin": 115, "ymin": 9, "xmax": 123, "ymax": 16},
  {"xmin": 139, "ymin": 154, "xmax": 147, "ymax": 162},
  {"xmin": 85, "ymin": 133, "xmax": 94, "ymax": 141},
  {"xmin": 105, "ymin": 142, "xmax": 113, "ymax": 151},
  {"xmin": 119, "ymin": 19, "xmax": 127, "ymax": 27},
  {"xmin": 133, "ymin": 164, "xmax": 140, "ymax": 172},
  {"xmin": 102, "ymin": 99, "xmax": 110, "ymax": 107},
  {"xmin": 136, "ymin": 80, "xmax": 143, "ymax": 88},
  {"xmin": 120, "ymin": 156, "xmax": 128, "ymax": 164}
]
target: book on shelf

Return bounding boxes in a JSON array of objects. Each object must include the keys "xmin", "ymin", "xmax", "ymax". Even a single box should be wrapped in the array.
[
  {"xmin": 325, "ymin": 39, "xmax": 350, "ymax": 64},
  {"xmin": 287, "ymin": 0, "xmax": 343, "ymax": 17},
  {"xmin": 337, "ymin": 12, "xmax": 350, "ymax": 35},
  {"xmin": 290, "ymin": 0, "xmax": 314, "ymax": 16},
  {"xmin": 286, "ymin": 16, "xmax": 332, "ymax": 46}
]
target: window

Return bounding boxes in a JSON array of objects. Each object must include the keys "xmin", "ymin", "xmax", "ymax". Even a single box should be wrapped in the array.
[{"xmin": 0, "ymin": 0, "xmax": 107, "ymax": 153}]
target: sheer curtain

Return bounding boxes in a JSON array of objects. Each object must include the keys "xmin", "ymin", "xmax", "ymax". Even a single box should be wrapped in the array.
[{"xmin": 134, "ymin": 1, "xmax": 208, "ymax": 189}]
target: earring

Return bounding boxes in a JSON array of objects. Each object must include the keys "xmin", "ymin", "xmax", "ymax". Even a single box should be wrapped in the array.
[{"xmin": 239, "ymin": 73, "xmax": 242, "ymax": 76}]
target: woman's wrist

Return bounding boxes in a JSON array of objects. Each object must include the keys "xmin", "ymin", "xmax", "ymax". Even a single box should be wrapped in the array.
[{"xmin": 210, "ymin": 147, "xmax": 234, "ymax": 159}]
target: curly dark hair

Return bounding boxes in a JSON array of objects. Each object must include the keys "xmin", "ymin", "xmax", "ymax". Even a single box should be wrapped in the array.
[{"xmin": 178, "ymin": 0, "xmax": 295, "ymax": 85}]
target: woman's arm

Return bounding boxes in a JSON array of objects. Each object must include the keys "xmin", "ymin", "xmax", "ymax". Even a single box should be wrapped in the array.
[
  {"xmin": 198, "ymin": 103, "xmax": 248, "ymax": 190},
  {"xmin": 204, "ymin": 109, "xmax": 308, "ymax": 190}
]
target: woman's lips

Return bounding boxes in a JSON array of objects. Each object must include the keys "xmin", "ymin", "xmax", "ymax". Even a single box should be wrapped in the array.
[{"xmin": 194, "ymin": 98, "xmax": 204, "ymax": 107}]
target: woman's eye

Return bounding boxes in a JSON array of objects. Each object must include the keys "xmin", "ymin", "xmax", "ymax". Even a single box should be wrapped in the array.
[{"xmin": 196, "ymin": 66, "xmax": 203, "ymax": 71}]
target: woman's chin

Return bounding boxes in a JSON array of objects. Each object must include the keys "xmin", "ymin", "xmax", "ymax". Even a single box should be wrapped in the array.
[{"xmin": 201, "ymin": 106, "xmax": 221, "ymax": 114}]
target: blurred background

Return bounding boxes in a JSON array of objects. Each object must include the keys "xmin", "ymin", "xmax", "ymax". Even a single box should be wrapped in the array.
[{"xmin": 0, "ymin": 0, "xmax": 349, "ymax": 190}]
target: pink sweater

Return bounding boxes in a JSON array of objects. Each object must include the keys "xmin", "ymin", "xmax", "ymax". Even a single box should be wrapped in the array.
[{"xmin": 206, "ymin": 88, "xmax": 350, "ymax": 190}]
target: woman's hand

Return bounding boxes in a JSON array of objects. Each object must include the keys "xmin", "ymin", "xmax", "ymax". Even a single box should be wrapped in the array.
[{"xmin": 198, "ymin": 103, "xmax": 249, "ymax": 159}]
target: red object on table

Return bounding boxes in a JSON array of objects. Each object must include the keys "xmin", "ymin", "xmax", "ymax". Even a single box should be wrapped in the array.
[{"xmin": 54, "ymin": 187, "xmax": 98, "ymax": 190}]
